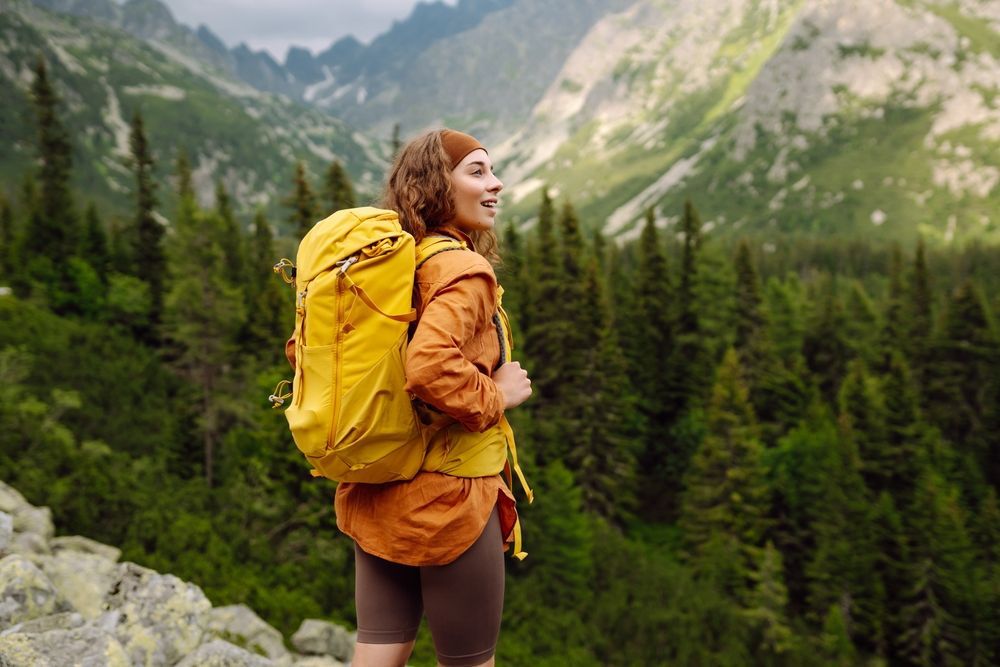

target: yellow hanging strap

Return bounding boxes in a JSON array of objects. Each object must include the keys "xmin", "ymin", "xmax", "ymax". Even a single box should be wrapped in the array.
[
  {"xmin": 340, "ymin": 271, "xmax": 416, "ymax": 323},
  {"xmin": 500, "ymin": 415, "xmax": 533, "ymax": 560}
]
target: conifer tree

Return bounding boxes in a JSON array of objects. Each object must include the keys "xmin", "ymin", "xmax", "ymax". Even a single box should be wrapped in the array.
[
  {"xmin": 679, "ymin": 348, "xmax": 769, "ymax": 601},
  {"xmin": 803, "ymin": 279, "xmax": 850, "ymax": 404},
  {"xmin": 923, "ymin": 279, "xmax": 998, "ymax": 484},
  {"xmin": 129, "ymin": 110, "xmax": 164, "ymax": 328},
  {"xmin": 164, "ymin": 168, "xmax": 246, "ymax": 487},
  {"xmin": 214, "ymin": 180, "xmax": 246, "ymax": 287},
  {"xmin": 909, "ymin": 238, "xmax": 933, "ymax": 391},
  {"xmin": 844, "ymin": 281, "xmax": 880, "ymax": 370},
  {"xmin": 27, "ymin": 56, "xmax": 77, "ymax": 263},
  {"xmin": 838, "ymin": 359, "xmax": 890, "ymax": 493},
  {"xmin": 391, "ymin": 123, "xmax": 402, "ymax": 157},
  {"xmin": 870, "ymin": 491, "xmax": 912, "ymax": 663},
  {"xmin": 744, "ymin": 540, "xmax": 795, "ymax": 661},
  {"xmin": 524, "ymin": 188, "xmax": 565, "ymax": 464},
  {"xmin": 819, "ymin": 604, "xmax": 858, "ymax": 666},
  {"xmin": 662, "ymin": 199, "xmax": 710, "ymax": 420},
  {"xmin": 0, "ymin": 196, "xmax": 13, "ymax": 278},
  {"xmin": 734, "ymin": 240, "xmax": 764, "ymax": 352},
  {"xmin": 288, "ymin": 161, "xmax": 318, "ymax": 241},
  {"xmin": 499, "ymin": 221, "xmax": 525, "ymax": 335},
  {"xmin": 878, "ymin": 244, "xmax": 907, "ymax": 370},
  {"xmin": 242, "ymin": 209, "xmax": 290, "ymax": 361},
  {"xmin": 81, "ymin": 202, "xmax": 110, "ymax": 282},
  {"xmin": 323, "ymin": 160, "xmax": 356, "ymax": 214},
  {"xmin": 631, "ymin": 208, "xmax": 673, "ymax": 513},
  {"xmin": 898, "ymin": 471, "xmax": 976, "ymax": 665},
  {"xmin": 565, "ymin": 254, "xmax": 639, "ymax": 523}
]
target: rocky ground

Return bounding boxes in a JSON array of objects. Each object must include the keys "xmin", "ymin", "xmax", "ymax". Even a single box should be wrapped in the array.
[{"xmin": 0, "ymin": 480, "xmax": 355, "ymax": 667}]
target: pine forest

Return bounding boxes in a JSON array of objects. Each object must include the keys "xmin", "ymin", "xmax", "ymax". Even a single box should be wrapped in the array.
[{"xmin": 1, "ymin": 55, "xmax": 999, "ymax": 666}]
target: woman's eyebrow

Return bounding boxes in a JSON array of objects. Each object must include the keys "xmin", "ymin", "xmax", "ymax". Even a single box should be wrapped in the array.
[{"xmin": 467, "ymin": 160, "xmax": 492, "ymax": 169}]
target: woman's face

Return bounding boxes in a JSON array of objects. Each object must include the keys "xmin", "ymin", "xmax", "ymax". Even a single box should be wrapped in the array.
[{"xmin": 448, "ymin": 149, "xmax": 503, "ymax": 233}]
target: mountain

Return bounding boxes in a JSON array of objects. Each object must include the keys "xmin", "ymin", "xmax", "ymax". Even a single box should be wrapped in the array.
[
  {"xmin": 0, "ymin": 0, "xmax": 383, "ymax": 223},
  {"xmin": 490, "ymin": 0, "xmax": 1000, "ymax": 244}
]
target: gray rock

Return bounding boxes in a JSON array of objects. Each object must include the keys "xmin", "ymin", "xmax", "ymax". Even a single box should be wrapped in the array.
[
  {"xmin": 0, "ymin": 624, "xmax": 129, "ymax": 666},
  {"xmin": 0, "ymin": 554, "xmax": 64, "ymax": 627},
  {"xmin": 291, "ymin": 619, "xmax": 355, "ymax": 661},
  {"xmin": 50, "ymin": 535, "xmax": 122, "ymax": 562},
  {"xmin": 9, "ymin": 531, "xmax": 50, "ymax": 556},
  {"xmin": 0, "ymin": 611, "xmax": 85, "ymax": 637},
  {"xmin": 0, "ymin": 481, "xmax": 28, "ymax": 515},
  {"xmin": 34, "ymin": 550, "xmax": 120, "ymax": 619},
  {"xmin": 208, "ymin": 604, "xmax": 291, "ymax": 665},
  {"xmin": 12, "ymin": 505, "xmax": 54, "ymax": 541},
  {"xmin": 0, "ymin": 511, "xmax": 12, "ymax": 553},
  {"xmin": 98, "ymin": 562, "xmax": 211, "ymax": 666},
  {"xmin": 174, "ymin": 639, "xmax": 275, "ymax": 667}
]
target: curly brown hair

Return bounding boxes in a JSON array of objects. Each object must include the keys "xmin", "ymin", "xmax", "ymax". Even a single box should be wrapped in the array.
[{"xmin": 381, "ymin": 129, "xmax": 500, "ymax": 265}]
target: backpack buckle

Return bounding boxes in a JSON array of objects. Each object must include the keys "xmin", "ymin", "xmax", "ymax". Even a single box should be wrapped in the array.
[{"xmin": 336, "ymin": 255, "xmax": 359, "ymax": 274}]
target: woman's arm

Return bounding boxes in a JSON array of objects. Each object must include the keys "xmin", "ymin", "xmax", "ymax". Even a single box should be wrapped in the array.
[{"xmin": 404, "ymin": 270, "xmax": 505, "ymax": 432}]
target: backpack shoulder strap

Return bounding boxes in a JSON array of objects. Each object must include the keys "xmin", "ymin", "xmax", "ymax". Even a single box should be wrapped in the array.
[{"xmin": 415, "ymin": 236, "xmax": 467, "ymax": 270}]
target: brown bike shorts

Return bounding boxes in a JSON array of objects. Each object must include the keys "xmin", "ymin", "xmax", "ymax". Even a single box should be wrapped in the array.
[{"xmin": 354, "ymin": 508, "xmax": 505, "ymax": 666}]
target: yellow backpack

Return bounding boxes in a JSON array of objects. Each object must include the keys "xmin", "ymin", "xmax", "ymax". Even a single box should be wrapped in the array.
[{"xmin": 269, "ymin": 207, "xmax": 533, "ymax": 557}]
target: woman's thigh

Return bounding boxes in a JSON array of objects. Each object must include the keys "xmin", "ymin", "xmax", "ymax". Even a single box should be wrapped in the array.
[
  {"xmin": 354, "ymin": 544, "xmax": 423, "ymax": 645},
  {"xmin": 420, "ymin": 509, "xmax": 505, "ymax": 667}
]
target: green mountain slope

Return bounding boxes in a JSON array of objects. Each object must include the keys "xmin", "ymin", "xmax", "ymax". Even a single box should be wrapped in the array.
[
  {"xmin": 495, "ymin": 0, "xmax": 999, "ymax": 244},
  {"xmin": 0, "ymin": 0, "xmax": 383, "ymax": 223}
]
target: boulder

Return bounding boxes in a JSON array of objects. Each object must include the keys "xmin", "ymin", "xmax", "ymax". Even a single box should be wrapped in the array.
[
  {"xmin": 0, "ymin": 611, "xmax": 85, "ymax": 637},
  {"xmin": 9, "ymin": 531, "xmax": 50, "ymax": 557},
  {"xmin": 98, "ymin": 562, "xmax": 211, "ymax": 666},
  {"xmin": 290, "ymin": 619, "xmax": 354, "ymax": 662},
  {"xmin": 12, "ymin": 505, "xmax": 54, "ymax": 541},
  {"xmin": 174, "ymin": 639, "xmax": 275, "ymax": 667},
  {"xmin": 0, "ymin": 511, "xmax": 12, "ymax": 553},
  {"xmin": 208, "ymin": 604, "xmax": 292, "ymax": 665},
  {"xmin": 50, "ymin": 535, "xmax": 122, "ymax": 562},
  {"xmin": 33, "ymin": 550, "xmax": 120, "ymax": 619},
  {"xmin": 0, "ymin": 625, "xmax": 129, "ymax": 667},
  {"xmin": 0, "ymin": 481, "xmax": 28, "ymax": 514},
  {"xmin": 0, "ymin": 554, "xmax": 65, "ymax": 627}
]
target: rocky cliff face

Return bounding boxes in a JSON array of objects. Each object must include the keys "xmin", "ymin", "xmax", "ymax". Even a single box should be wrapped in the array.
[{"xmin": 0, "ymin": 481, "xmax": 354, "ymax": 667}]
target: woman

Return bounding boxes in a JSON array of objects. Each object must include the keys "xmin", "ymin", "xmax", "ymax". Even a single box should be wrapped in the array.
[{"xmin": 339, "ymin": 129, "xmax": 533, "ymax": 667}]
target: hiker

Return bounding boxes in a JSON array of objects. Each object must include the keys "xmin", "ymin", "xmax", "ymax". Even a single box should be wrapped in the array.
[{"xmin": 342, "ymin": 129, "xmax": 533, "ymax": 667}]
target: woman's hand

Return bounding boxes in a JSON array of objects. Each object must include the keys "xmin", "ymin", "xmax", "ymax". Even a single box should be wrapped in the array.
[{"xmin": 494, "ymin": 361, "xmax": 532, "ymax": 410}]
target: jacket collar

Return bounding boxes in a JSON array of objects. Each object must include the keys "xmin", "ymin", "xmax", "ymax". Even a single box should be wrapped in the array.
[{"xmin": 431, "ymin": 225, "xmax": 476, "ymax": 251}]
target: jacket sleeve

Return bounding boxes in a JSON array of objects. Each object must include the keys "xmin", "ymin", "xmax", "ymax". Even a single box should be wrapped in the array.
[{"xmin": 404, "ymin": 268, "xmax": 505, "ymax": 432}]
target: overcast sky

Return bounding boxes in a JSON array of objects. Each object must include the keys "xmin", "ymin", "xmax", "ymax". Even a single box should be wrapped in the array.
[{"xmin": 160, "ymin": 0, "xmax": 453, "ymax": 62}]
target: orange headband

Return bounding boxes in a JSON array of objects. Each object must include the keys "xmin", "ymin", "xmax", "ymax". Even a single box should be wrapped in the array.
[{"xmin": 441, "ymin": 129, "xmax": 486, "ymax": 170}]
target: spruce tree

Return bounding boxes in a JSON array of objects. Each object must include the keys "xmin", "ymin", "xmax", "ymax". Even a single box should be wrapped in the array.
[
  {"xmin": 323, "ymin": 160, "xmax": 356, "ymax": 214},
  {"xmin": 632, "ymin": 208, "xmax": 674, "ymax": 516},
  {"xmin": 803, "ymin": 278, "xmax": 850, "ymax": 404},
  {"xmin": 898, "ymin": 471, "xmax": 977, "ymax": 665},
  {"xmin": 288, "ymin": 161, "xmax": 318, "ymax": 241},
  {"xmin": 499, "ymin": 220, "xmax": 525, "ymax": 337},
  {"xmin": 129, "ymin": 110, "xmax": 164, "ymax": 329},
  {"xmin": 81, "ymin": 202, "xmax": 110, "ymax": 282},
  {"xmin": 909, "ymin": 238, "xmax": 933, "ymax": 391},
  {"xmin": 163, "ymin": 173, "xmax": 246, "ymax": 487},
  {"xmin": 565, "ymin": 254, "xmax": 639, "ymax": 524},
  {"xmin": 214, "ymin": 180, "xmax": 246, "ymax": 287},
  {"xmin": 923, "ymin": 279, "xmax": 998, "ymax": 486},
  {"xmin": 878, "ymin": 244, "xmax": 907, "ymax": 370},
  {"xmin": 27, "ymin": 56, "xmax": 76, "ymax": 263},
  {"xmin": 523, "ymin": 188, "xmax": 565, "ymax": 464},
  {"xmin": 662, "ymin": 199, "xmax": 710, "ymax": 419},
  {"xmin": 242, "ymin": 209, "xmax": 291, "ymax": 362},
  {"xmin": 0, "ymin": 196, "xmax": 13, "ymax": 278},
  {"xmin": 744, "ymin": 540, "xmax": 795, "ymax": 661},
  {"xmin": 679, "ymin": 348, "xmax": 769, "ymax": 602}
]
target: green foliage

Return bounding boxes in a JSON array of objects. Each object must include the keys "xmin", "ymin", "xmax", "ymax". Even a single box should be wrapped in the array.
[
  {"xmin": 287, "ymin": 161, "xmax": 318, "ymax": 241},
  {"xmin": 323, "ymin": 160, "xmax": 357, "ymax": 214}
]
